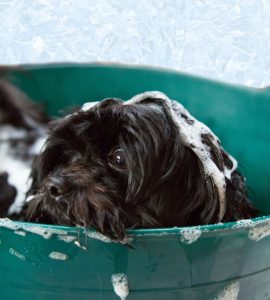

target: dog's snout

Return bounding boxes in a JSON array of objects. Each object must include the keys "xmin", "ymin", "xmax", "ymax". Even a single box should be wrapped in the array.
[{"xmin": 47, "ymin": 176, "xmax": 70, "ymax": 199}]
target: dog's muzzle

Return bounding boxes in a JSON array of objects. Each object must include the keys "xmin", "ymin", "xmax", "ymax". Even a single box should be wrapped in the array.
[{"xmin": 46, "ymin": 175, "xmax": 71, "ymax": 200}]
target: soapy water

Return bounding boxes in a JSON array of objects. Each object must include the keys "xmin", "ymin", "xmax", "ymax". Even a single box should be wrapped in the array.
[
  {"xmin": 49, "ymin": 251, "xmax": 69, "ymax": 260},
  {"xmin": 9, "ymin": 247, "xmax": 26, "ymax": 261},
  {"xmin": 248, "ymin": 220, "xmax": 270, "ymax": 242},
  {"xmin": 179, "ymin": 228, "xmax": 202, "ymax": 244},
  {"xmin": 214, "ymin": 281, "xmax": 240, "ymax": 300},
  {"xmin": 111, "ymin": 273, "xmax": 129, "ymax": 300}
]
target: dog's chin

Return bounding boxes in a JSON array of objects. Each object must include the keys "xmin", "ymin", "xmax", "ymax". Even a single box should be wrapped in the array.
[{"xmin": 26, "ymin": 194, "xmax": 71, "ymax": 225}]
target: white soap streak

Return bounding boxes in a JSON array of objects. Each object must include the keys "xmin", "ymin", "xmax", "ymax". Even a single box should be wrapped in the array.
[
  {"xmin": 0, "ymin": 218, "xmax": 19, "ymax": 230},
  {"xmin": 232, "ymin": 219, "xmax": 255, "ymax": 229},
  {"xmin": 81, "ymin": 101, "xmax": 99, "ymax": 111},
  {"xmin": 49, "ymin": 251, "xmax": 69, "ymax": 261},
  {"xmin": 248, "ymin": 221, "xmax": 270, "ymax": 241},
  {"xmin": 125, "ymin": 91, "xmax": 238, "ymax": 221},
  {"xmin": 214, "ymin": 282, "xmax": 240, "ymax": 300},
  {"xmin": 74, "ymin": 240, "xmax": 87, "ymax": 250},
  {"xmin": 179, "ymin": 228, "xmax": 202, "ymax": 244},
  {"xmin": 0, "ymin": 218, "xmax": 68, "ymax": 239},
  {"xmin": 14, "ymin": 230, "xmax": 27, "ymax": 237},
  {"xmin": 86, "ymin": 231, "xmax": 112, "ymax": 243},
  {"xmin": 57, "ymin": 235, "xmax": 77, "ymax": 243},
  {"xmin": 28, "ymin": 135, "xmax": 47, "ymax": 156},
  {"xmin": 111, "ymin": 273, "xmax": 129, "ymax": 300},
  {"xmin": 9, "ymin": 248, "xmax": 26, "ymax": 261}
]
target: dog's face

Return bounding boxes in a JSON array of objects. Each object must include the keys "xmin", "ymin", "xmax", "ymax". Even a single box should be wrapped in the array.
[{"xmin": 25, "ymin": 96, "xmax": 257, "ymax": 241}]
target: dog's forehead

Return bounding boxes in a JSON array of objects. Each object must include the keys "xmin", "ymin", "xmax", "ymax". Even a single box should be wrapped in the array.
[
  {"xmin": 81, "ymin": 93, "xmax": 168, "ymax": 112},
  {"xmin": 82, "ymin": 98, "xmax": 123, "ymax": 112}
]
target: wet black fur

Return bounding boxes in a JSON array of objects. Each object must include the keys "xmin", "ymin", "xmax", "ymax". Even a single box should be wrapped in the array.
[{"xmin": 24, "ymin": 98, "xmax": 257, "ymax": 240}]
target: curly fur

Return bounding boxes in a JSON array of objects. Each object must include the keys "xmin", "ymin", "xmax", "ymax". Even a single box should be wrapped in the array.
[{"xmin": 23, "ymin": 97, "xmax": 258, "ymax": 241}]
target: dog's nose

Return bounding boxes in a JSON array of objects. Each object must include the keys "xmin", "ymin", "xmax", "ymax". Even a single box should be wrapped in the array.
[{"xmin": 47, "ymin": 176, "xmax": 70, "ymax": 199}]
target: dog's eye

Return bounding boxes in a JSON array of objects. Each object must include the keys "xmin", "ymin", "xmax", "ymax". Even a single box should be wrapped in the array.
[{"xmin": 109, "ymin": 149, "xmax": 127, "ymax": 169}]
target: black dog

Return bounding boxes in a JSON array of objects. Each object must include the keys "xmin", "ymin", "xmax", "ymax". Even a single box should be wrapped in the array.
[{"xmin": 24, "ymin": 92, "xmax": 257, "ymax": 241}]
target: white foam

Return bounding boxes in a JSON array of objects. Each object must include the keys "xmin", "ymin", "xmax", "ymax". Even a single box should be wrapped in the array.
[
  {"xmin": 57, "ymin": 235, "xmax": 77, "ymax": 243},
  {"xmin": 14, "ymin": 230, "xmax": 27, "ymax": 237},
  {"xmin": 111, "ymin": 273, "xmax": 129, "ymax": 300},
  {"xmin": 0, "ymin": 218, "xmax": 68, "ymax": 239},
  {"xmin": 232, "ymin": 219, "xmax": 255, "ymax": 229},
  {"xmin": 81, "ymin": 101, "xmax": 99, "ymax": 111},
  {"xmin": 86, "ymin": 230, "xmax": 112, "ymax": 243},
  {"xmin": 125, "ymin": 91, "xmax": 238, "ymax": 221},
  {"xmin": 49, "ymin": 251, "xmax": 69, "ymax": 260},
  {"xmin": 29, "ymin": 135, "xmax": 47, "ymax": 155},
  {"xmin": 74, "ymin": 240, "xmax": 87, "ymax": 250},
  {"xmin": 0, "ymin": 218, "xmax": 19, "ymax": 230},
  {"xmin": 248, "ymin": 221, "xmax": 270, "ymax": 241},
  {"xmin": 179, "ymin": 228, "xmax": 202, "ymax": 244},
  {"xmin": 9, "ymin": 248, "xmax": 26, "ymax": 261},
  {"xmin": 214, "ymin": 282, "xmax": 240, "ymax": 300}
]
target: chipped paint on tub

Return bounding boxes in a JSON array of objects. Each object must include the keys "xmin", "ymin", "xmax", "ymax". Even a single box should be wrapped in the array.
[
  {"xmin": 214, "ymin": 282, "xmax": 240, "ymax": 300},
  {"xmin": 248, "ymin": 221, "xmax": 270, "ymax": 241},
  {"xmin": 111, "ymin": 273, "xmax": 129, "ymax": 300}
]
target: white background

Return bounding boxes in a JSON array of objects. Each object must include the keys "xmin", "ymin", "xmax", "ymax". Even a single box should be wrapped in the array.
[{"xmin": 0, "ymin": 0, "xmax": 269, "ymax": 87}]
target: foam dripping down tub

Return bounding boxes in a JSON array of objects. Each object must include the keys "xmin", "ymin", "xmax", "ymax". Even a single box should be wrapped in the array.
[{"xmin": 0, "ymin": 64, "xmax": 270, "ymax": 300}]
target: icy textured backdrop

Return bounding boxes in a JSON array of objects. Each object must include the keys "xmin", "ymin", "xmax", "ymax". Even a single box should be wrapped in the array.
[{"xmin": 0, "ymin": 0, "xmax": 269, "ymax": 87}]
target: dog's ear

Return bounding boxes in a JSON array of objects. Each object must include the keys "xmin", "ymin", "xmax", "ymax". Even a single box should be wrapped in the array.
[{"xmin": 137, "ymin": 145, "xmax": 221, "ymax": 227}]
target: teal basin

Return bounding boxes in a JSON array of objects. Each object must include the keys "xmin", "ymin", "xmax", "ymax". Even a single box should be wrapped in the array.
[{"xmin": 0, "ymin": 63, "xmax": 269, "ymax": 300}]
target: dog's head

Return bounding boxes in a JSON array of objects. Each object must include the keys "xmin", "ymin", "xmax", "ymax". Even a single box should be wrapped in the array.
[{"xmin": 25, "ymin": 92, "xmax": 257, "ymax": 241}]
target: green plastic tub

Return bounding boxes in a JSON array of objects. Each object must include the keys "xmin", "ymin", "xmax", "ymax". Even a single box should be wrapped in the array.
[{"xmin": 0, "ymin": 64, "xmax": 270, "ymax": 300}]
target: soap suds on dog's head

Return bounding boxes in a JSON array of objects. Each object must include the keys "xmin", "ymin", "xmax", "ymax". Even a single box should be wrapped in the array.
[{"xmin": 125, "ymin": 91, "xmax": 238, "ymax": 221}]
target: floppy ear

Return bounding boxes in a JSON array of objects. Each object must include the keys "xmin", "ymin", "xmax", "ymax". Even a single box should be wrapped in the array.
[
  {"xmin": 139, "ymin": 145, "xmax": 221, "ymax": 227},
  {"xmin": 122, "ymin": 95, "xmax": 220, "ymax": 226}
]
